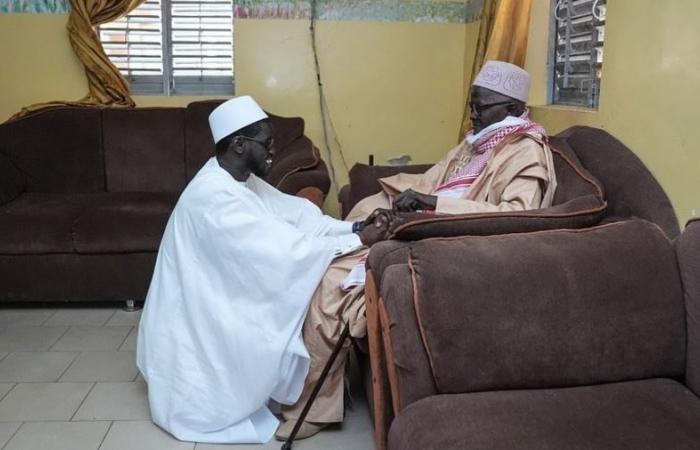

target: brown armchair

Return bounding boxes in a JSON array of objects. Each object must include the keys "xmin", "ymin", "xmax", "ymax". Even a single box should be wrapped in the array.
[{"xmin": 372, "ymin": 219, "xmax": 700, "ymax": 449}]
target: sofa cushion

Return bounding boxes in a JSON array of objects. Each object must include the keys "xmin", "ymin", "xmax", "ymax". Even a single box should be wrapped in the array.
[
  {"xmin": 102, "ymin": 108, "xmax": 186, "ymax": 192},
  {"xmin": 71, "ymin": 192, "xmax": 177, "ymax": 254},
  {"xmin": 390, "ymin": 146, "xmax": 606, "ymax": 240},
  {"xmin": 388, "ymin": 379, "xmax": 700, "ymax": 450},
  {"xmin": 0, "ymin": 152, "xmax": 26, "ymax": 205},
  {"xmin": 407, "ymin": 220, "xmax": 685, "ymax": 394},
  {"xmin": 0, "ymin": 194, "xmax": 88, "ymax": 254},
  {"xmin": 265, "ymin": 136, "xmax": 320, "ymax": 189},
  {"xmin": 0, "ymin": 107, "xmax": 105, "ymax": 193}
]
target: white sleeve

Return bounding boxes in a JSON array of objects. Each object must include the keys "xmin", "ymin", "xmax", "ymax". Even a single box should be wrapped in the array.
[{"xmin": 332, "ymin": 233, "xmax": 363, "ymax": 257}]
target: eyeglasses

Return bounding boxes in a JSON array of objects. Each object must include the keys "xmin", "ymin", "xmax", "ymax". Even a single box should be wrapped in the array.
[
  {"xmin": 470, "ymin": 100, "xmax": 513, "ymax": 115},
  {"xmin": 237, "ymin": 135, "xmax": 275, "ymax": 151}
]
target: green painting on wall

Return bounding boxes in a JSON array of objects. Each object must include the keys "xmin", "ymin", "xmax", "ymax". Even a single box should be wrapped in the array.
[{"xmin": 1, "ymin": 0, "xmax": 482, "ymax": 23}]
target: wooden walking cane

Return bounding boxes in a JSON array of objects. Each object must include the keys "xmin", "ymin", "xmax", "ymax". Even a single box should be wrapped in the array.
[{"xmin": 281, "ymin": 321, "xmax": 351, "ymax": 450}]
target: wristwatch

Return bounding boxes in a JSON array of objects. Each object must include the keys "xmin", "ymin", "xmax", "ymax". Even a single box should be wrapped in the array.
[{"xmin": 352, "ymin": 221, "xmax": 364, "ymax": 234}]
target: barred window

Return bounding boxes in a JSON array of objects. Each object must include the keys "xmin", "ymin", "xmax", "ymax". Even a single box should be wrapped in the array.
[
  {"xmin": 551, "ymin": 0, "xmax": 606, "ymax": 108},
  {"xmin": 99, "ymin": 0, "xmax": 233, "ymax": 95}
]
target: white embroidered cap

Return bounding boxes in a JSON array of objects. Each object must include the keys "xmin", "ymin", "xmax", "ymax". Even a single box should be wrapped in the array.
[
  {"xmin": 473, "ymin": 60, "xmax": 531, "ymax": 103},
  {"xmin": 208, "ymin": 96, "xmax": 268, "ymax": 144}
]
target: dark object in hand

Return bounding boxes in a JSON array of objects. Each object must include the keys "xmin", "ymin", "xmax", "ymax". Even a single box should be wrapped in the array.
[{"xmin": 393, "ymin": 189, "xmax": 437, "ymax": 212}]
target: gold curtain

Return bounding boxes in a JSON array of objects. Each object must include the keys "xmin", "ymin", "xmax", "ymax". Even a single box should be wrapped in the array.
[
  {"xmin": 459, "ymin": 0, "xmax": 534, "ymax": 139},
  {"xmin": 7, "ymin": 0, "xmax": 145, "ymax": 122}
]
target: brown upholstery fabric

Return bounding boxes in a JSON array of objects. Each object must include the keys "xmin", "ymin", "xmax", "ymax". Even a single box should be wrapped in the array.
[
  {"xmin": 388, "ymin": 378, "xmax": 700, "ymax": 450},
  {"xmin": 0, "ymin": 253, "xmax": 156, "ymax": 302},
  {"xmin": 380, "ymin": 264, "xmax": 437, "ymax": 408},
  {"xmin": 275, "ymin": 165, "xmax": 331, "ymax": 199},
  {"xmin": 390, "ymin": 148, "xmax": 606, "ymax": 240},
  {"xmin": 102, "ymin": 108, "xmax": 186, "ymax": 192},
  {"xmin": 408, "ymin": 220, "xmax": 685, "ymax": 394},
  {"xmin": 366, "ymin": 240, "xmax": 413, "ymax": 284},
  {"xmin": 0, "ymin": 152, "xmax": 26, "ymax": 205},
  {"xmin": 556, "ymin": 126, "xmax": 680, "ymax": 239},
  {"xmin": 342, "ymin": 163, "xmax": 433, "ymax": 218},
  {"xmin": 0, "ymin": 107, "xmax": 105, "ymax": 193},
  {"xmin": 0, "ymin": 194, "xmax": 87, "ymax": 254},
  {"xmin": 184, "ymin": 100, "xmax": 222, "ymax": 181},
  {"xmin": 72, "ymin": 192, "xmax": 177, "ymax": 254},
  {"xmin": 678, "ymin": 218, "xmax": 700, "ymax": 397},
  {"xmin": 265, "ymin": 136, "xmax": 319, "ymax": 189}
]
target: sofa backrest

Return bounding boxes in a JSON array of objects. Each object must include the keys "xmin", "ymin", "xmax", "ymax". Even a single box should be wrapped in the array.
[
  {"xmin": 677, "ymin": 218, "xmax": 700, "ymax": 397},
  {"xmin": 400, "ymin": 220, "xmax": 686, "ymax": 396},
  {"xmin": 0, "ymin": 107, "xmax": 105, "ymax": 193},
  {"xmin": 102, "ymin": 108, "xmax": 187, "ymax": 192},
  {"xmin": 555, "ymin": 126, "xmax": 680, "ymax": 239}
]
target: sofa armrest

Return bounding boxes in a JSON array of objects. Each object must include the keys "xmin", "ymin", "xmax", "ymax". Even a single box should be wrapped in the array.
[
  {"xmin": 678, "ymin": 218, "xmax": 700, "ymax": 396},
  {"xmin": 381, "ymin": 220, "xmax": 685, "ymax": 407}
]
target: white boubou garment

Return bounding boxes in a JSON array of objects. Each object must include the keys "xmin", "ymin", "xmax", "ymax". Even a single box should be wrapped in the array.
[{"xmin": 137, "ymin": 157, "xmax": 361, "ymax": 444}]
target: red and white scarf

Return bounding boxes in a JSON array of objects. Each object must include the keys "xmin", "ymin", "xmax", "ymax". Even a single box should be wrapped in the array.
[{"xmin": 433, "ymin": 110, "xmax": 546, "ymax": 197}]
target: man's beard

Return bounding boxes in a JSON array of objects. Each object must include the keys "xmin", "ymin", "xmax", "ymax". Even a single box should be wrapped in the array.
[{"xmin": 251, "ymin": 158, "xmax": 273, "ymax": 177}]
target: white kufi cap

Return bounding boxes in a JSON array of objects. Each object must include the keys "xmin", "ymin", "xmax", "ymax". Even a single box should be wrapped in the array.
[
  {"xmin": 473, "ymin": 60, "xmax": 531, "ymax": 103},
  {"xmin": 208, "ymin": 96, "xmax": 268, "ymax": 144}
]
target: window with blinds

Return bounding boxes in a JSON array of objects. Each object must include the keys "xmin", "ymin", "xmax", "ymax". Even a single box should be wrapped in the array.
[
  {"xmin": 99, "ymin": 0, "xmax": 233, "ymax": 95},
  {"xmin": 550, "ymin": 0, "xmax": 606, "ymax": 109}
]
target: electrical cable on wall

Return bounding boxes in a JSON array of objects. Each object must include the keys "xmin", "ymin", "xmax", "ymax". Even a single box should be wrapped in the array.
[{"xmin": 309, "ymin": 0, "xmax": 350, "ymax": 196}]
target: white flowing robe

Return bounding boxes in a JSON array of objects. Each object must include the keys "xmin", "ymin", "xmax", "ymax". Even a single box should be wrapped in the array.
[{"xmin": 137, "ymin": 158, "xmax": 361, "ymax": 444}]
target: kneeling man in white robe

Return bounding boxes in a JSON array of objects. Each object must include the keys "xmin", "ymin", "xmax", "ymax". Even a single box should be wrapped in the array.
[{"xmin": 136, "ymin": 96, "xmax": 388, "ymax": 444}]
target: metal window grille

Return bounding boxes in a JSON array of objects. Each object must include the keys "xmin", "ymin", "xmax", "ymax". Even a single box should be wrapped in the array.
[
  {"xmin": 100, "ymin": 0, "xmax": 233, "ymax": 95},
  {"xmin": 551, "ymin": 0, "xmax": 606, "ymax": 108}
]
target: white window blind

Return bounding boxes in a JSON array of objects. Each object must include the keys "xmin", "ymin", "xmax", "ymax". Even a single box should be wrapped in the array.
[
  {"xmin": 100, "ymin": 0, "xmax": 233, "ymax": 95},
  {"xmin": 551, "ymin": 0, "xmax": 606, "ymax": 108}
]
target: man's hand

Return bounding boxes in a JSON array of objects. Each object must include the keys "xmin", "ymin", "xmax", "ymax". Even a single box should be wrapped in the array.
[
  {"xmin": 392, "ymin": 189, "xmax": 437, "ymax": 212},
  {"xmin": 359, "ymin": 209, "xmax": 396, "ymax": 246}
]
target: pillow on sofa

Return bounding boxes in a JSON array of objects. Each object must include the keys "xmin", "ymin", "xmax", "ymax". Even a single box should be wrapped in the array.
[
  {"xmin": 0, "ymin": 152, "xmax": 26, "ymax": 205},
  {"xmin": 389, "ymin": 146, "xmax": 607, "ymax": 240}
]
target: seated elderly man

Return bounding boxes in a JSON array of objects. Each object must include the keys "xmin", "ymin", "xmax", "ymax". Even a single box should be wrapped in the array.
[
  {"xmin": 277, "ymin": 60, "xmax": 558, "ymax": 440},
  {"xmin": 136, "ymin": 96, "xmax": 389, "ymax": 444}
]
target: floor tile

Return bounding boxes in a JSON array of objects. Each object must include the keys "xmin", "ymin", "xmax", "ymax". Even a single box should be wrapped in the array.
[
  {"xmin": 106, "ymin": 310, "xmax": 142, "ymax": 327},
  {"xmin": 44, "ymin": 309, "xmax": 117, "ymax": 327},
  {"xmin": 60, "ymin": 351, "xmax": 138, "ymax": 382},
  {"xmin": 52, "ymin": 326, "xmax": 132, "ymax": 351},
  {"xmin": 99, "ymin": 420, "xmax": 194, "ymax": 450},
  {"xmin": 0, "ymin": 422, "xmax": 21, "ymax": 448},
  {"xmin": 0, "ymin": 326, "xmax": 68, "ymax": 351},
  {"xmin": 73, "ymin": 381, "xmax": 150, "ymax": 421},
  {"xmin": 0, "ymin": 383, "xmax": 14, "ymax": 400},
  {"xmin": 0, "ymin": 382, "xmax": 93, "ymax": 421},
  {"xmin": 119, "ymin": 327, "xmax": 138, "ymax": 351},
  {"xmin": 5, "ymin": 421, "xmax": 110, "ymax": 450},
  {"xmin": 0, "ymin": 351, "xmax": 78, "ymax": 382},
  {"xmin": 0, "ymin": 309, "xmax": 56, "ymax": 327}
]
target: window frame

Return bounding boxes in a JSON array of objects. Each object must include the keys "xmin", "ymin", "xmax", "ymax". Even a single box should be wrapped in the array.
[{"xmin": 100, "ymin": 0, "xmax": 234, "ymax": 96}]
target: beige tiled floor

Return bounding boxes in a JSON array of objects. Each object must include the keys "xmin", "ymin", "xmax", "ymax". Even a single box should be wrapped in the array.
[{"xmin": 0, "ymin": 308, "xmax": 375, "ymax": 450}]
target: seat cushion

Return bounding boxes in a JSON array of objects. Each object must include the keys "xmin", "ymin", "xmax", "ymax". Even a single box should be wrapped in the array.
[
  {"xmin": 0, "ymin": 192, "xmax": 177, "ymax": 255},
  {"xmin": 388, "ymin": 379, "xmax": 700, "ymax": 450},
  {"xmin": 71, "ymin": 192, "xmax": 177, "ymax": 254},
  {"xmin": 0, "ymin": 194, "xmax": 88, "ymax": 254}
]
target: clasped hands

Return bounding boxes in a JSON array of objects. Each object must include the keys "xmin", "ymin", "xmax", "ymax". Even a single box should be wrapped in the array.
[{"xmin": 357, "ymin": 189, "xmax": 438, "ymax": 246}]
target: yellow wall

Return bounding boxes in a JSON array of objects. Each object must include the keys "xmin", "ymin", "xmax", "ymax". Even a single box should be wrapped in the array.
[
  {"xmin": 0, "ymin": 14, "xmax": 478, "ymax": 215},
  {"xmin": 525, "ymin": 0, "xmax": 700, "ymax": 225}
]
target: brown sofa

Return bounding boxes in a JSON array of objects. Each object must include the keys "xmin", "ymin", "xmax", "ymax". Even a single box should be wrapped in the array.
[
  {"xmin": 374, "ymin": 219, "xmax": 700, "ymax": 449},
  {"xmin": 0, "ymin": 101, "xmax": 330, "ymax": 303}
]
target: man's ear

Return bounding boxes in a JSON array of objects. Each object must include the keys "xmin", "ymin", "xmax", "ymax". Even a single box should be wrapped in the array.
[{"xmin": 230, "ymin": 136, "xmax": 245, "ymax": 155}]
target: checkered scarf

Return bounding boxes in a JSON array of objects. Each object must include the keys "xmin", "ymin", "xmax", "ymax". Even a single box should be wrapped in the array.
[{"xmin": 434, "ymin": 110, "xmax": 546, "ymax": 194}]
